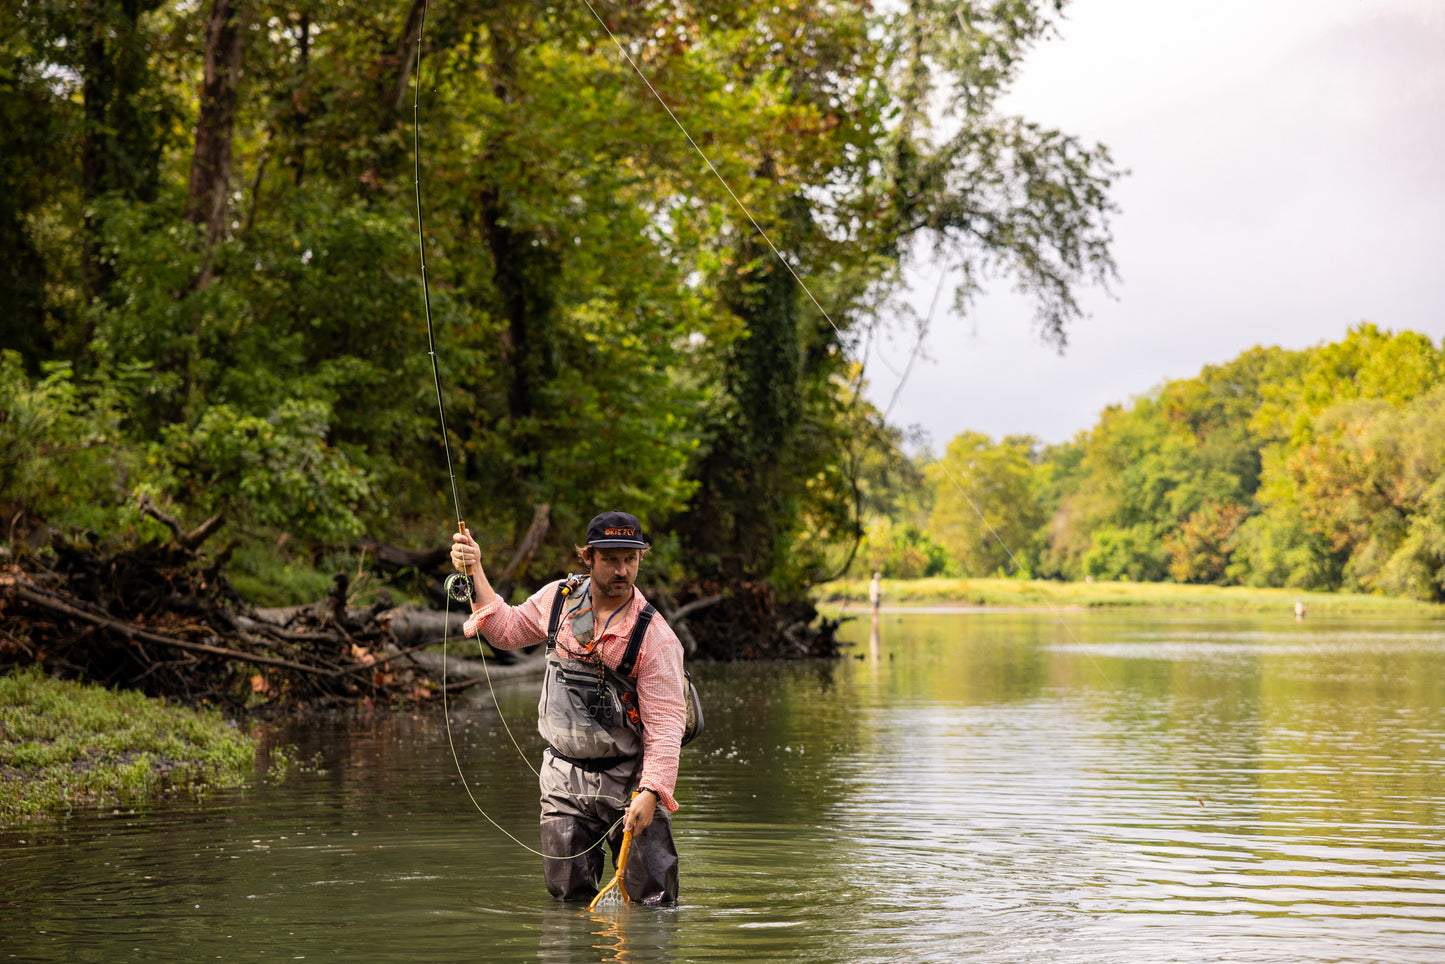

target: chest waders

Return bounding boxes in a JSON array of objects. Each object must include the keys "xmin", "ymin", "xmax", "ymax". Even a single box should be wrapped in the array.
[
  {"xmin": 537, "ymin": 579, "xmax": 654, "ymax": 769},
  {"xmin": 535, "ymin": 579, "xmax": 679, "ymax": 904}
]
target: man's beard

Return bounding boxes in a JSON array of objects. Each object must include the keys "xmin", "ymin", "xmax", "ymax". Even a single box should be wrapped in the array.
[{"xmin": 595, "ymin": 577, "xmax": 632, "ymax": 599}]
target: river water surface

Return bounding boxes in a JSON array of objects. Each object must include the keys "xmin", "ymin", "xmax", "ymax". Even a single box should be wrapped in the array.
[{"xmin": 3, "ymin": 610, "xmax": 1444, "ymax": 962}]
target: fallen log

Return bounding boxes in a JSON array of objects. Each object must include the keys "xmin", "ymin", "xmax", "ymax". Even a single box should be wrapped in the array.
[
  {"xmin": 353, "ymin": 536, "xmax": 450, "ymax": 572},
  {"xmin": 1, "ymin": 504, "xmax": 842, "ymax": 708},
  {"xmin": 384, "ymin": 605, "xmax": 471, "ymax": 644},
  {"xmin": 3, "ymin": 559, "xmax": 539, "ymax": 708},
  {"xmin": 399, "ymin": 647, "xmax": 545, "ymax": 684},
  {"xmin": 14, "ymin": 583, "xmax": 336, "ymax": 676}
]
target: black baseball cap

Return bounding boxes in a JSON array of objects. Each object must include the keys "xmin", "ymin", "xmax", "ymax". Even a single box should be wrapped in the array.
[{"xmin": 586, "ymin": 510, "xmax": 647, "ymax": 549}]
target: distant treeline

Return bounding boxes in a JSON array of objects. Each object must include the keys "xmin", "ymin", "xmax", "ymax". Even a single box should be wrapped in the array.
[
  {"xmin": 1, "ymin": 1, "xmax": 1118, "ymax": 609},
  {"xmin": 861, "ymin": 324, "xmax": 1445, "ymax": 602}
]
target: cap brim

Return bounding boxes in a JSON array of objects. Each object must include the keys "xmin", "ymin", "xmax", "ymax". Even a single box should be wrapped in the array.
[{"xmin": 589, "ymin": 539, "xmax": 647, "ymax": 549}]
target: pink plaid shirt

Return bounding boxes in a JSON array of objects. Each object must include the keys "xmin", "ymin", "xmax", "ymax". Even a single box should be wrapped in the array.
[{"xmin": 464, "ymin": 581, "xmax": 686, "ymax": 812}]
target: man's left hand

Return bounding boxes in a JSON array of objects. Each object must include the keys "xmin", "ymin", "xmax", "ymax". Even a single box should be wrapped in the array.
[{"xmin": 624, "ymin": 790, "xmax": 657, "ymax": 834}]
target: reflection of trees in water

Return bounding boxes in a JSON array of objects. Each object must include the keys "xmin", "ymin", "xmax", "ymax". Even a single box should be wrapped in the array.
[
  {"xmin": 867, "ymin": 612, "xmax": 1057, "ymax": 706},
  {"xmin": 264, "ymin": 704, "xmax": 544, "ymax": 816}
]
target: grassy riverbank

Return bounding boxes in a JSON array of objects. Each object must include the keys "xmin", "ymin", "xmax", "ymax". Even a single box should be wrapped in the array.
[
  {"xmin": 0, "ymin": 667, "xmax": 266, "ymax": 826},
  {"xmin": 815, "ymin": 577, "xmax": 1445, "ymax": 616}
]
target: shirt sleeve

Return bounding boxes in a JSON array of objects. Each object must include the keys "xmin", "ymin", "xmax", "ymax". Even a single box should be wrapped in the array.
[
  {"xmin": 462, "ymin": 581, "xmax": 554, "ymax": 649},
  {"xmin": 633, "ymin": 619, "xmax": 687, "ymax": 812}
]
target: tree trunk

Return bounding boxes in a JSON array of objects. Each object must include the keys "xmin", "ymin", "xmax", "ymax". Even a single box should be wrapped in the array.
[
  {"xmin": 390, "ymin": 0, "xmax": 428, "ymax": 115},
  {"xmin": 476, "ymin": 25, "xmax": 562, "ymax": 522},
  {"xmin": 185, "ymin": 0, "xmax": 248, "ymax": 257},
  {"xmin": 80, "ymin": 0, "xmax": 164, "ymax": 309},
  {"xmin": 496, "ymin": 502, "xmax": 551, "ymax": 591}
]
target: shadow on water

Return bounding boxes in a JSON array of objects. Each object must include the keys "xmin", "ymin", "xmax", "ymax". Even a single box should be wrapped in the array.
[{"xmin": 3, "ymin": 611, "xmax": 1445, "ymax": 962}]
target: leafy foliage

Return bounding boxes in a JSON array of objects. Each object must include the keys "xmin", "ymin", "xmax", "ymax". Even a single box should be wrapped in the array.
[
  {"xmin": 860, "ymin": 518, "xmax": 958, "ymax": 580},
  {"xmin": 1, "ymin": 0, "xmax": 1118, "ymax": 616},
  {"xmin": 915, "ymin": 324, "xmax": 1445, "ymax": 602},
  {"xmin": 928, "ymin": 431, "xmax": 1043, "ymax": 577},
  {"xmin": 0, "ymin": 351, "xmax": 149, "ymax": 535}
]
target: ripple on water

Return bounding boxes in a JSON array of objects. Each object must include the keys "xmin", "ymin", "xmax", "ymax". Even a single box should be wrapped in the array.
[{"xmin": 5, "ymin": 614, "xmax": 1445, "ymax": 963}]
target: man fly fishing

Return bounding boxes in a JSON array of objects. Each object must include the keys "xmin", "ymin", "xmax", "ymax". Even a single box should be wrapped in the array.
[{"xmin": 450, "ymin": 510, "xmax": 686, "ymax": 904}]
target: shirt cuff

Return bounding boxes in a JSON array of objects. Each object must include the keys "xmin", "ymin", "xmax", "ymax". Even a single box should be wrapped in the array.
[{"xmin": 462, "ymin": 596, "xmax": 505, "ymax": 638}]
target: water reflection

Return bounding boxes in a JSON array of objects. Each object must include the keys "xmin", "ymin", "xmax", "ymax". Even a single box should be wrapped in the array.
[
  {"xmin": 2, "ymin": 612, "xmax": 1444, "ymax": 962},
  {"xmin": 538, "ymin": 905, "xmax": 679, "ymax": 964}
]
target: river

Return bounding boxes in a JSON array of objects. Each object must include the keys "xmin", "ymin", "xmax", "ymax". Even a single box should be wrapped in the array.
[{"xmin": 2, "ymin": 610, "xmax": 1443, "ymax": 962}]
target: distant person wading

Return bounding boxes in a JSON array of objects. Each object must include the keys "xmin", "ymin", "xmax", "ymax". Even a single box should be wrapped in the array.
[{"xmin": 450, "ymin": 511, "xmax": 687, "ymax": 904}]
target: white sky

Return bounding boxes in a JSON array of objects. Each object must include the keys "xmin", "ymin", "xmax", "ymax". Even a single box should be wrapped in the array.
[{"xmin": 865, "ymin": 0, "xmax": 1445, "ymax": 449}]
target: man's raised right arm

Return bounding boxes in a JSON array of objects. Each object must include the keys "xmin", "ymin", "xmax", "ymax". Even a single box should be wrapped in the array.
[{"xmin": 449, "ymin": 529, "xmax": 553, "ymax": 648}]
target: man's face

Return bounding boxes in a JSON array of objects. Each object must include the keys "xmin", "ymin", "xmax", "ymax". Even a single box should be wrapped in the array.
[{"xmin": 591, "ymin": 547, "xmax": 641, "ymax": 600}]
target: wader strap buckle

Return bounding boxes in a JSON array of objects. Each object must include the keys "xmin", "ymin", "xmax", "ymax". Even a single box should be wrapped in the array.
[
  {"xmin": 545, "ymin": 588, "xmax": 566, "ymax": 652},
  {"xmin": 545, "ymin": 574, "xmax": 586, "ymax": 651}
]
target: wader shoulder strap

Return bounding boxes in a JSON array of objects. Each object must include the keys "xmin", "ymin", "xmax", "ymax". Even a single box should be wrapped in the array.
[
  {"xmin": 545, "ymin": 575, "xmax": 588, "ymax": 651},
  {"xmin": 617, "ymin": 603, "xmax": 656, "ymax": 677},
  {"xmin": 545, "ymin": 585, "xmax": 567, "ymax": 651}
]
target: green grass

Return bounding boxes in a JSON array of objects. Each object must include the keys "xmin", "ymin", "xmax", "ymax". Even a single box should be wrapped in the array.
[
  {"xmin": 0, "ymin": 667, "xmax": 270, "ymax": 825},
  {"xmin": 815, "ymin": 576, "xmax": 1445, "ymax": 616}
]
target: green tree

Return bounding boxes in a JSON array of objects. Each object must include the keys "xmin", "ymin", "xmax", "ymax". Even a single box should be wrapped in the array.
[
  {"xmin": 928, "ymin": 431, "xmax": 1043, "ymax": 577},
  {"xmin": 1051, "ymin": 398, "xmax": 1209, "ymax": 583},
  {"xmin": 1240, "ymin": 324, "xmax": 1445, "ymax": 589},
  {"xmin": 940, "ymin": 326, "xmax": 1445, "ymax": 596},
  {"xmin": 1375, "ymin": 386, "xmax": 1445, "ymax": 600},
  {"xmin": 1, "ymin": 0, "xmax": 1121, "ymax": 639},
  {"xmin": 1272, "ymin": 388, "xmax": 1445, "ymax": 599},
  {"xmin": 859, "ymin": 518, "xmax": 957, "ymax": 579},
  {"xmin": 1042, "ymin": 348, "xmax": 1290, "ymax": 583},
  {"xmin": 1252, "ymin": 323, "xmax": 1444, "ymax": 446},
  {"xmin": 0, "ymin": 16, "xmax": 70, "ymax": 365},
  {"xmin": 1163, "ymin": 500, "xmax": 1248, "ymax": 584},
  {"xmin": 830, "ymin": 376, "xmax": 944, "ymax": 580},
  {"xmin": 0, "ymin": 351, "xmax": 146, "ymax": 534},
  {"xmin": 675, "ymin": 0, "xmax": 1121, "ymax": 591}
]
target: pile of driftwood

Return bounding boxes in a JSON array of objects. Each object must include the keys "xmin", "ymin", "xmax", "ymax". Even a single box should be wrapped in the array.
[
  {"xmin": 0, "ymin": 499, "xmax": 842, "ymax": 710},
  {"xmin": 0, "ymin": 504, "xmax": 535, "ymax": 710}
]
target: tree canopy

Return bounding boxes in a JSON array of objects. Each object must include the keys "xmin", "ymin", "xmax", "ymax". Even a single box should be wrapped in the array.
[
  {"xmin": 868, "ymin": 324, "xmax": 1445, "ymax": 602},
  {"xmin": 1, "ymin": 0, "xmax": 1119, "ymax": 621}
]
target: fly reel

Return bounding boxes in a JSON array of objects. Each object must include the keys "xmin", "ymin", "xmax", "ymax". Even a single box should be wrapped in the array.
[{"xmin": 445, "ymin": 573, "xmax": 474, "ymax": 602}]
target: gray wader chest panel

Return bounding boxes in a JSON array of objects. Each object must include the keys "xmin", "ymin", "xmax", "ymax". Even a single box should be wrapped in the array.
[{"xmin": 537, "ymin": 579, "xmax": 645, "ymax": 766}]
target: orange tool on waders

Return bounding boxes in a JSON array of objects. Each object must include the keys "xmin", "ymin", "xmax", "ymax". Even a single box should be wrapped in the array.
[{"xmin": 588, "ymin": 793, "xmax": 638, "ymax": 911}]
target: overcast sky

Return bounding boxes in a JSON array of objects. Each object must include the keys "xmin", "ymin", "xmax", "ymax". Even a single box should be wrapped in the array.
[{"xmin": 864, "ymin": 0, "xmax": 1445, "ymax": 450}]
